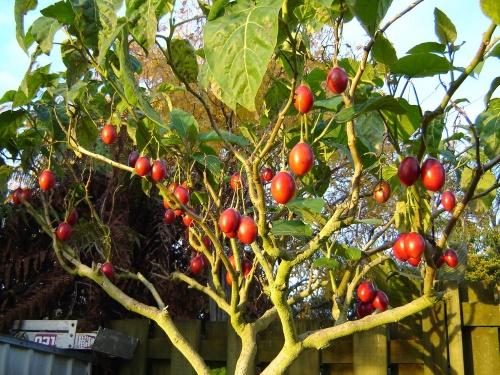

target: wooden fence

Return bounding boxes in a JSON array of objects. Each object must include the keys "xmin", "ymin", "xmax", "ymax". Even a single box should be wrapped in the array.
[{"xmin": 106, "ymin": 282, "xmax": 499, "ymax": 374}]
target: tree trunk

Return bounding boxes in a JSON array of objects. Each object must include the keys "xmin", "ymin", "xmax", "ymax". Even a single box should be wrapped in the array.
[{"xmin": 234, "ymin": 327, "xmax": 257, "ymax": 375}]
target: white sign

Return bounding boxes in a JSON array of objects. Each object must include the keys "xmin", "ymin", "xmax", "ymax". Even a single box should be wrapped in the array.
[
  {"xmin": 11, "ymin": 320, "xmax": 77, "ymax": 349},
  {"xmin": 74, "ymin": 332, "xmax": 98, "ymax": 350}
]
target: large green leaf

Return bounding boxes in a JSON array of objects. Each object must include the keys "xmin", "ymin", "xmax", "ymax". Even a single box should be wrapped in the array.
[
  {"xmin": 407, "ymin": 42, "xmax": 446, "ymax": 54},
  {"xmin": 96, "ymin": 0, "xmax": 123, "ymax": 64},
  {"xmin": 355, "ymin": 112, "xmax": 385, "ymax": 153},
  {"xmin": 333, "ymin": 243, "xmax": 362, "ymax": 260},
  {"xmin": 0, "ymin": 166, "xmax": 13, "ymax": 198},
  {"xmin": 391, "ymin": 53, "xmax": 451, "ymax": 78},
  {"xmin": 13, "ymin": 65, "xmax": 59, "ymax": 107},
  {"xmin": 336, "ymin": 95, "xmax": 406, "ymax": 123},
  {"xmin": 169, "ymin": 109, "xmax": 199, "ymax": 143},
  {"xmin": 170, "ymin": 39, "xmax": 199, "ymax": 83},
  {"xmin": 460, "ymin": 169, "xmax": 497, "ymax": 212},
  {"xmin": 61, "ymin": 44, "xmax": 88, "ymax": 87},
  {"xmin": 28, "ymin": 16, "xmax": 61, "ymax": 54},
  {"xmin": 271, "ymin": 220, "xmax": 313, "ymax": 237},
  {"xmin": 434, "ymin": 8, "xmax": 457, "ymax": 44},
  {"xmin": 381, "ymin": 98, "xmax": 421, "ymax": 143},
  {"xmin": 192, "ymin": 153, "xmax": 222, "ymax": 177},
  {"xmin": 286, "ymin": 198, "xmax": 326, "ymax": 226},
  {"xmin": 372, "ymin": 34, "xmax": 397, "ymax": 66},
  {"xmin": 203, "ymin": 0, "xmax": 282, "ymax": 111},
  {"xmin": 476, "ymin": 98, "xmax": 500, "ymax": 160},
  {"xmin": 480, "ymin": 0, "xmax": 500, "ymax": 25},
  {"xmin": 41, "ymin": 1, "xmax": 75, "ymax": 24},
  {"xmin": 0, "ymin": 110, "xmax": 26, "ymax": 142},
  {"xmin": 15, "ymin": 0, "xmax": 38, "ymax": 52},
  {"xmin": 346, "ymin": 0, "xmax": 392, "ymax": 36},
  {"xmin": 312, "ymin": 257, "xmax": 340, "ymax": 270},
  {"xmin": 424, "ymin": 117, "xmax": 445, "ymax": 157},
  {"xmin": 69, "ymin": 0, "xmax": 99, "ymax": 50},
  {"xmin": 197, "ymin": 130, "xmax": 249, "ymax": 147}
]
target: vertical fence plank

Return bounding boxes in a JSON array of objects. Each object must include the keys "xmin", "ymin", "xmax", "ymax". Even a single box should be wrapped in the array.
[
  {"xmin": 110, "ymin": 319, "xmax": 150, "ymax": 375},
  {"xmin": 445, "ymin": 282, "xmax": 465, "ymax": 375},
  {"xmin": 287, "ymin": 321, "xmax": 320, "ymax": 375},
  {"xmin": 226, "ymin": 321, "xmax": 242, "ymax": 375},
  {"xmin": 353, "ymin": 326, "xmax": 387, "ymax": 375},
  {"xmin": 170, "ymin": 320, "xmax": 201, "ymax": 375},
  {"xmin": 468, "ymin": 327, "xmax": 500, "ymax": 375},
  {"xmin": 422, "ymin": 301, "xmax": 448, "ymax": 375}
]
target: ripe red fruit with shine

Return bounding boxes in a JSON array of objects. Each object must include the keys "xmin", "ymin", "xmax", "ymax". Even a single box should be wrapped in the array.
[
  {"xmin": 294, "ymin": 84, "xmax": 314, "ymax": 113},
  {"xmin": 373, "ymin": 180, "xmax": 391, "ymax": 204},
  {"xmin": 372, "ymin": 291, "xmax": 389, "ymax": 311},
  {"xmin": 356, "ymin": 302, "xmax": 374, "ymax": 318},
  {"xmin": 12, "ymin": 188, "xmax": 22, "ymax": 205},
  {"xmin": 164, "ymin": 209, "xmax": 175, "ymax": 224},
  {"xmin": 174, "ymin": 186, "xmax": 190, "ymax": 206},
  {"xmin": 134, "ymin": 157, "xmax": 151, "ymax": 177},
  {"xmin": 101, "ymin": 262, "xmax": 114, "ymax": 278},
  {"xmin": 404, "ymin": 232, "xmax": 426, "ymax": 259},
  {"xmin": 289, "ymin": 142, "xmax": 314, "ymax": 176},
  {"xmin": 174, "ymin": 209, "xmax": 183, "ymax": 216},
  {"xmin": 151, "ymin": 160, "xmax": 166, "ymax": 182},
  {"xmin": 443, "ymin": 249, "xmax": 459, "ymax": 268},
  {"xmin": 242, "ymin": 259, "xmax": 252, "ymax": 277},
  {"xmin": 183, "ymin": 214, "xmax": 194, "ymax": 227},
  {"xmin": 21, "ymin": 188, "xmax": 32, "ymax": 203},
  {"xmin": 421, "ymin": 158, "xmax": 445, "ymax": 191},
  {"xmin": 190, "ymin": 255, "xmax": 205, "ymax": 275},
  {"xmin": 230, "ymin": 173, "xmax": 243, "ymax": 191},
  {"xmin": 392, "ymin": 234, "xmax": 409, "ymax": 261},
  {"xmin": 237, "ymin": 216, "xmax": 258, "ymax": 244},
  {"xmin": 66, "ymin": 210, "xmax": 78, "ymax": 226},
  {"xmin": 39, "ymin": 170, "xmax": 56, "ymax": 191},
  {"xmin": 398, "ymin": 157, "xmax": 420, "ymax": 186},
  {"xmin": 128, "ymin": 150, "xmax": 139, "ymax": 167},
  {"xmin": 226, "ymin": 231, "xmax": 238, "ymax": 239},
  {"xmin": 436, "ymin": 256, "xmax": 445, "ymax": 268},
  {"xmin": 219, "ymin": 208, "xmax": 241, "ymax": 234},
  {"xmin": 101, "ymin": 124, "xmax": 117, "ymax": 145},
  {"xmin": 56, "ymin": 222, "xmax": 72, "ymax": 242},
  {"xmin": 271, "ymin": 171, "xmax": 296, "ymax": 204},
  {"xmin": 168, "ymin": 182, "xmax": 179, "ymax": 193},
  {"xmin": 407, "ymin": 257, "xmax": 422, "ymax": 267},
  {"xmin": 260, "ymin": 167, "xmax": 274, "ymax": 182},
  {"xmin": 357, "ymin": 281, "xmax": 376, "ymax": 303},
  {"xmin": 441, "ymin": 191, "xmax": 456, "ymax": 212},
  {"xmin": 326, "ymin": 67, "xmax": 348, "ymax": 94}
]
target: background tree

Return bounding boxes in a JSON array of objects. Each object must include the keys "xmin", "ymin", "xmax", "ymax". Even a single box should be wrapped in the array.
[{"xmin": 1, "ymin": 0, "xmax": 499, "ymax": 374}]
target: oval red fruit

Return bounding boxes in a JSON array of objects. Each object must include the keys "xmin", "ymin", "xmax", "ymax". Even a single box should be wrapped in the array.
[
  {"xmin": 134, "ymin": 157, "xmax": 151, "ymax": 177},
  {"xmin": 443, "ymin": 249, "xmax": 458, "ymax": 268},
  {"xmin": 398, "ymin": 157, "xmax": 420, "ymax": 187},
  {"xmin": 174, "ymin": 186, "xmax": 190, "ymax": 206},
  {"xmin": 230, "ymin": 173, "xmax": 243, "ymax": 191},
  {"xmin": 407, "ymin": 257, "xmax": 421, "ymax": 267},
  {"xmin": 151, "ymin": 160, "xmax": 166, "ymax": 182},
  {"xmin": 237, "ymin": 216, "xmax": 258, "ymax": 244},
  {"xmin": 421, "ymin": 158, "xmax": 445, "ymax": 191},
  {"xmin": 372, "ymin": 291, "xmax": 389, "ymax": 311},
  {"xmin": 39, "ymin": 170, "xmax": 56, "ymax": 191},
  {"xmin": 66, "ymin": 210, "xmax": 78, "ymax": 226},
  {"xmin": 357, "ymin": 281, "xmax": 376, "ymax": 303},
  {"xmin": 356, "ymin": 302, "xmax": 374, "ymax": 318},
  {"xmin": 101, "ymin": 262, "xmax": 115, "ymax": 278},
  {"xmin": 326, "ymin": 67, "xmax": 348, "ymax": 94},
  {"xmin": 392, "ymin": 234, "xmax": 409, "ymax": 261},
  {"xmin": 12, "ymin": 188, "xmax": 22, "ymax": 205},
  {"xmin": 260, "ymin": 167, "xmax": 274, "ymax": 183},
  {"xmin": 219, "ymin": 208, "xmax": 240, "ymax": 234},
  {"xmin": 128, "ymin": 150, "xmax": 139, "ymax": 167},
  {"xmin": 441, "ymin": 191, "xmax": 456, "ymax": 212},
  {"xmin": 164, "ymin": 209, "xmax": 175, "ymax": 224},
  {"xmin": 404, "ymin": 232, "xmax": 426, "ymax": 259},
  {"xmin": 242, "ymin": 259, "xmax": 252, "ymax": 277},
  {"xmin": 101, "ymin": 124, "xmax": 117, "ymax": 145},
  {"xmin": 289, "ymin": 142, "xmax": 314, "ymax": 176},
  {"xmin": 20, "ymin": 188, "xmax": 32, "ymax": 203},
  {"xmin": 183, "ymin": 214, "xmax": 194, "ymax": 227},
  {"xmin": 190, "ymin": 255, "xmax": 205, "ymax": 275},
  {"xmin": 294, "ymin": 84, "xmax": 314, "ymax": 113},
  {"xmin": 56, "ymin": 222, "xmax": 72, "ymax": 242},
  {"xmin": 373, "ymin": 180, "xmax": 391, "ymax": 204},
  {"xmin": 271, "ymin": 171, "xmax": 296, "ymax": 204}
]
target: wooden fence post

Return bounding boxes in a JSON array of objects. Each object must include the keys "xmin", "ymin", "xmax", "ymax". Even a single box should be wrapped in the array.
[
  {"xmin": 170, "ymin": 320, "xmax": 201, "ymax": 375},
  {"xmin": 110, "ymin": 319, "xmax": 150, "ymax": 375},
  {"xmin": 287, "ymin": 321, "xmax": 320, "ymax": 375},
  {"xmin": 353, "ymin": 325, "xmax": 387, "ymax": 375},
  {"xmin": 422, "ymin": 300, "xmax": 448, "ymax": 375},
  {"xmin": 445, "ymin": 282, "xmax": 465, "ymax": 375}
]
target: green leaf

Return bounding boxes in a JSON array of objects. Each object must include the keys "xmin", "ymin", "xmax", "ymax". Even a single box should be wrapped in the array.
[
  {"xmin": 0, "ymin": 90, "xmax": 17, "ymax": 105},
  {"xmin": 434, "ymin": 8, "xmax": 457, "ymax": 44},
  {"xmin": 334, "ymin": 243, "xmax": 362, "ymax": 260},
  {"xmin": 28, "ymin": 16, "xmax": 60, "ymax": 54},
  {"xmin": 169, "ymin": 109, "xmax": 199, "ymax": 143},
  {"xmin": 41, "ymin": 1, "xmax": 75, "ymax": 24},
  {"xmin": 314, "ymin": 96, "xmax": 343, "ymax": 111},
  {"xmin": 381, "ymin": 98, "xmax": 421, "ymax": 142},
  {"xmin": 480, "ymin": 0, "xmax": 500, "ymax": 25},
  {"xmin": 69, "ymin": 0, "xmax": 99, "ymax": 50},
  {"xmin": 96, "ymin": 0, "xmax": 123, "ymax": 65},
  {"xmin": 270, "ymin": 220, "xmax": 313, "ymax": 237},
  {"xmin": 336, "ymin": 95, "xmax": 406, "ymax": 123},
  {"xmin": 0, "ymin": 166, "xmax": 13, "ymax": 197},
  {"xmin": 372, "ymin": 34, "xmax": 397, "ymax": 66},
  {"xmin": 61, "ymin": 44, "xmax": 88, "ymax": 87},
  {"xmin": 75, "ymin": 117, "xmax": 99, "ymax": 149},
  {"xmin": 304, "ymin": 68, "xmax": 327, "ymax": 99},
  {"xmin": 488, "ymin": 43, "xmax": 500, "ymax": 59},
  {"xmin": 207, "ymin": 0, "xmax": 230, "ymax": 21},
  {"xmin": 203, "ymin": 0, "xmax": 282, "ymax": 111},
  {"xmin": 197, "ymin": 130, "xmax": 249, "ymax": 147},
  {"xmin": 170, "ymin": 39, "xmax": 199, "ymax": 83},
  {"xmin": 476, "ymin": 98, "xmax": 500, "ymax": 160},
  {"xmin": 264, "ymin": 78, "xmax": 289, "ymax": 117},
  {"xmin": 14, "ymin": 65, "xmax": 59, "ymax": 107},
  {"xmin": 15, "ymin": 0, "xmax": 38, "ymax": 52},
  {"xmin": 286, "ymin": 198, "xmax": 326, "ymax": 226},
  {"xmin": 346, "ymin": 0, "xmax": 393, "ymax": 36},
  {"xmin": 312, "ymin": 257, "xmax": 340, "ymax": 270},
  {"xmin": 391, "ymin": 53, "xmax": 451, "ymax": 78},
  {"xmin": 407, "ymin": 42, "xmax": 446, "ymax": 54},
  {"xmin": 192, "ymin": 153, "xmax": 222, "ymax": 177},
  {"xmin": 355, "ymin": 218, "xmax": 384, "ymax": 225},
  {"xmin": 355, "ymin": 112, "xmax": 385, "ymax": 153},
  {"xmin": 460, "ymin": 169, "xmax": 497, "ymax": 212},
  {"xmin": 424, "ymin": 117, "xmax": 445, "ymax": 156},
  {"xmin": 0, "ymin": 110, "xmax": 26, "ymax": 141}
]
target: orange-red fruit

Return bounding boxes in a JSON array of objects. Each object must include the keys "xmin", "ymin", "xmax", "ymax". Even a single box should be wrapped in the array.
[
  {"xmin": 128, "ymin": 150, "xmax": 139, "ymax": 167},
  {"xmin": 407, "ymin": 257, "xmax": 421, "ymax": 267},
  {"xmin": 174, "ymin": 209, "xmax": 183, "ymax": 217},
  {"xmin": 56, "ymin": 222, "xmax": 72, "ymax": 242},
  {"xmin": 441, "ymin": 191, "xmax": 456, "ymax": 212},
  {"xmin": 443, "ymin": 249, "xmax": 459, "ymax": 268},
  {"xmin": 12, "ymin": 188, "xmax": 22, "ymax": 205},
  {"xmin": 219, "ymin": 208, "xmax": 240, "ymax": 234},
  {"xmin": 294, "ymin": 84, "xmax": 314, "ymax": 113},
  {"xmin": 404, "ymin": 232, "xmax": 426, "ymax": 259},
  {"xmin": 326, "ymin": 67, "xmax": 348, "ymax": 94},
  {"xmin": 271, "ymin": 171, "xmax": 296, "ymax": 204},
  {"xmin": 190, "ymin": 255, "xmax": 205, "ymax": 275},
  {"xmin": 134, "ymin": 157, "xmax": 151, "ymax": 177},
  {"xmin": 373, "ymin": 180, "xmax": 391, "ymax": 204},
  {"xmin": 421, "ymin": 158, "xmax": 445, "ymax": 192},
  {"xmin": 66, "ymin": 210, "xmax": 78, "ymax": 226},
  {"xmin": 225, "ymin": 231, "xmax": 238, "ymax": 239},
  {"xmin": 230, "ymin": 173, "xmax": 243, "ymax": 191},
  {"xmin": 289, "ymin": 142, "xmax": 314, "ymax": 176},
  {"xmin": 20, "ymin": 188, "xmax": 32, "ymax": 203},
  {"xmin": 357, "ymin": 281, "xmax": 376, "ymax": 303},
  {"xmin": 260, "ymin": 167, "xmax": 274, "ymax": 182},
  {"xmin": 151, "ymin": 160, "xmax": 166, "ymax": 182},
  {"xmin": 101, "ymin": 124, "xmax": 117, "ymax": 145},
  {"xmin": 372, "ymin": 291, "xmax": 389, "ymax": 311},
  {"xmin": 39, "ymin": 170, "xmax": 56, "ymax": 191},
  {"xmin": 101, "ymin": 262, "xmax": 114, "ymax": 278},
  {"xmin": 174, "ymin": 186, "xmax": 190, "ymax": 205},
  {"xmin": 225, "ymin": 256, "xmax": 252, "ymax": 286},
  {"xmin": 356, "ymin": 302, "xmax": 374, "ymax": 318},
  {"xmin": 168, "ymin": 182, "xmax": 179, "ymax": 193},
  {"xmin": 237, "ymin": 216, "xmax": 258, "ymax": 244},
  {"xmin": 183, "ymin": 214, "xmax": 194, "ymax": 227},
  {"xmin": 392, "ymin": 234, "xmax": 409, "ymax": 261},
  {"xmin": 164, "ymin": 209, "xmax": 176, "ymax": 224},
  {"xmin": 398, "ymin": 157, "xmax": 420, "ymax": 186}
]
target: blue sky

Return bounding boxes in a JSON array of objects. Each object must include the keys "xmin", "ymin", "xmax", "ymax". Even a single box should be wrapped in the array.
[{"xmin": 0, "ymin": 0, "xmax": 498, "ymax": 120}]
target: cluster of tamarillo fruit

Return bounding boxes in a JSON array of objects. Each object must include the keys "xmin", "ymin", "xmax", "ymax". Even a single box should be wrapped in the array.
[{"xmin": 356, "ymin": 281, "xmax": 389, "ymax": 319}]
